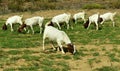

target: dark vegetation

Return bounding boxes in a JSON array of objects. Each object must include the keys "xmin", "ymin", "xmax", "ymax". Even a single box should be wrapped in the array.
[{"xmin": 0, "ymin": 0, "xmax": 120, "ymax": 14}]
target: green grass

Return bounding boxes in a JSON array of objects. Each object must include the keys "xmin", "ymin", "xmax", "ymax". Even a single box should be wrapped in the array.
[
  {"xmin": 94, "ymin": 66, "xmax": 119, "ymax": 71},
  {"xmin": 21, "ymin": 55, "xmax": 40, "ymax": 61},
  {"xmin": 108, "ymin": 53, "xmax": 120, "ymax": 62},
  {"xmin": 62, "ymin": 55, "xmax": 71, "ymax": 60},
  {"xmin": 40, "ymin": 59, "xmax": 70, "ymax": 71},
  {"xmin": 0, "ymin": 16, "xmax": 120, "ymax": 48},
  {"xmin": 82, "ymin": 3, "xmax": 105, "ymax": 9},
  {"xmin": 7, "ymin": 50, "xmax": 22, "ymax": 55},
  {"xmin": 93, "ymin": 52, "xmax": 100, "ymax": 56},
  {"xmin": 88, "ymin": 58, "xmax": 96, "ymax": 68},
  {"xmin": 3, "ymin": 68, "xmax": 16, "ymax": 71},
  {"xmin": 18, "ymin": 66, "xmax": 39, "ymax": 71}
]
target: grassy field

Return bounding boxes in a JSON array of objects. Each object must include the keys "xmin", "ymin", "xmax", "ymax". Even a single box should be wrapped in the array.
[{"xmin": 0, "ymin": 9, "xmax": 120, "ymax": 71}]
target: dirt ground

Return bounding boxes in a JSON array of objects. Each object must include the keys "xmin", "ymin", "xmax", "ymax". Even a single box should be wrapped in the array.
[
  {"xmin": 68, "ymin": 44, "xmax": 120, "ymax": 71},
  {"xmin": 0, "ymin": 9, "xmax": 119, "ymax": 20},
  {"xmin": 1, "ymin": 44, "xmax": 120, "ymax": 71}
]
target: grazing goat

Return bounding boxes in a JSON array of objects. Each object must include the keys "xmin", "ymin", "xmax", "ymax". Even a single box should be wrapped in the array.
[
  {"xmin": 18, "ymin": 16, "xmax": 44, "ymax": 34},
  {"xmin": 2, "ymin": 15, "xmax": 23, "ymax": 31},
  {"xmin": 100, "ymin": 12, "xmax": 116, "ymax": 27},
  {"xmin": 43, "ymin": 25, "xmax": 76, "ymax": 54},
  {"xmin": 84, "ymin": 13, "xmax": 101, "ymax": 30},
  {"xmin": 50, "ymin": 13, "xmax": 71, "ymax": 29},
  {"xmin": 73, "ymin": 11, "xmax": 86, "ymax": 24}
]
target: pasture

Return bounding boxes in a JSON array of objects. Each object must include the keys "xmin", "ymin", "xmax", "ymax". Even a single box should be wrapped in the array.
[{"xmin": 0, "ymin": 9, "xmax": 120, "ymax": 71}]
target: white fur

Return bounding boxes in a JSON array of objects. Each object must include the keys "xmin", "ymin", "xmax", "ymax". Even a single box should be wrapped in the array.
[
  {"xmin": 73, "ymin": 11, "xmax": 86, "ymax": 24},
  {"xmin": 51, "ymin": 13, "xmax": 71, "ymax": 29},
  {"xmin": 43, "ymin": 26, "xmax": 75, "ymax": 54},
  {"xmin": 100, "ymin": 12, "xmax": 116, "ymax": 27},
  {"xmin": 24, "ymin": 16, "xmax": 44, "ymax": 34},
  {"xmin": 5, "ymin": 15, "xmax": 23, "ymax": 31},
  {"xmin": 87, "ymin": 13, "xmax": 100, "ymax": 30}
]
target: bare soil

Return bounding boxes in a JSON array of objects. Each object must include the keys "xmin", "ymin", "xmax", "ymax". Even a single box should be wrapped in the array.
[
  {"xmin": 0, "ymin": 9, "xmax": 119, "ymax": 20},
  {"xmin": 1, "ymin": 44, "xmax": 120, "ymax": 71}
]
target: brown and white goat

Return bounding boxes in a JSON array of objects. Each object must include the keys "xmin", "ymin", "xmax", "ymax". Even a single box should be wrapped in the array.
[
  {"xmin": 50, "ymin": 13, "xmax": 71, "ymax": 29},
  {"xmin": 100, "ymin": 12, "xmax": 116, "ymax": 27},
  {"xmin": 43, "ymin": 24, "xmax": 76, "ymax": 54},
  {"xmin": 83, "ymin": 13, "xmax": 102, "ymax": 30},
  {"xmin": 73, "ymin": 11, "xmax": 86, "ymax": 24},
  {"xmin": 2, "ymin": 15, "xmax": 23, "ymax": 31},
  {"xmin": 18, "ymin": 16, "xmax": 44, "ymax": 34}
]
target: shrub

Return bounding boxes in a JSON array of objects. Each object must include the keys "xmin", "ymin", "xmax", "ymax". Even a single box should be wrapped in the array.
[
  {"xmin": 82, "ymin": 3, "xmax": 105, "ymax": 9},
  {"xmin": 110, "ymin": 0, "xmax": 120, "ymax": 9},
  {"xmin": 95, "ymin": 66, "xmax": 119, "ymax": 71},
  {"xmin": 93, "ymin": 52, "xmax": 99, "ymax": 56}
]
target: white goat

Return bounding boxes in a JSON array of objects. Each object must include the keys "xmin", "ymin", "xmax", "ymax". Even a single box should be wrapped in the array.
[
  {"xmin": 84, "ymin": 13, "xmax": 100, "ymax": 30},
  {"xmin": 100, "ymin": 12, "xmax": 116, "ymax": 27},
  {"xmin": 73, "ymin": 11, "xmax": 86, "ymax": 24},
  {"xmin": 43, "ymin": 25, "xmax": 76, "ymax": 54},
  {"xmin": 18, "ymin": 16, "xmax": 44, "ymax": 34},
  {"xmin": 2, "ymin": 15, "xmax": 23, "ymax": 31},
  {"xmin": 50, "ymin": 13, "xmax": 71, "ymax": 29}
]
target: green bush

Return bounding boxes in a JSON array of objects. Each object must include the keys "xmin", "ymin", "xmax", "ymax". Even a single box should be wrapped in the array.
[
  {"xmin": 110, "ymin": 0, "xmax": 120, "ymax": 9},
  {"xmin": 82, "ymin": 3, "xmax": 105, "ymax": 9},
  {"xmin": 95, "ymin": 66, "xmax": 119, "ymax": 71}
]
